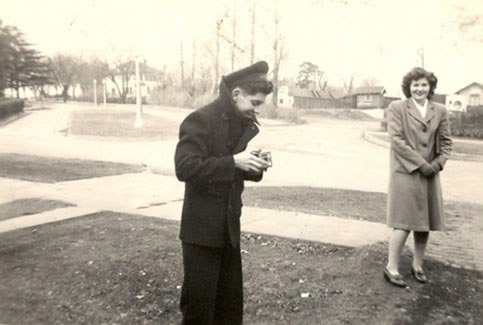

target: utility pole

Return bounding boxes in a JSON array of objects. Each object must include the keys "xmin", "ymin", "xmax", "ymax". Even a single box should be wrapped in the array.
[
  {"xmin": 134, "ymin": 58, "xmax": 143, "ymax": 128},
  {"xmin": 93, "ymin": 79, "xmax": 97, "ymax": 105},
  {"xmin": 103, "ymin": 78, "xmax": 107, "ymax": 107},
  {"xmin": 417, "ymin": 48, "xmax": 424, "ymax": 69}
]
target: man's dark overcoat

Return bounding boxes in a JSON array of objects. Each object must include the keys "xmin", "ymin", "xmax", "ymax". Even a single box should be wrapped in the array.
[{"xmin": 174, "ymin": 77, "xmax": 263, "ymax": 248}]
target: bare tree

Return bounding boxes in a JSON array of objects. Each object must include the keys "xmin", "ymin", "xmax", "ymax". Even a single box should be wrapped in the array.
[
  {"xmin": 271, "ymin": 8, "xmax": 287, "ymax": 108},
  {"xmin": 343, "ymin": 76, "xmax": 354, "ymax": 95},
  {"xmin": 180, "ymin": 40, "xmax": 185, "ymax": 89},
  {"xmin": 77, "ymin": 57, "xmax": 108, "ymax": 98},
  {"xmin": 106, "ymin": 58, "xmax": 134, "ymax": 104},
  {"xmin": 231, "ymin": 1, "xmax": 237, "ymax": 70},
  {"xmin": 49, "ymin": 54, "xmax": 80, "ymax": 102},
  {"xmin": 192, "ymin": 40, "xmax": 196, "ymax": 82},
  {"xmin": 453, "ymin": 5, "xmax": 483, "ymax": 43},
  {"xmin": 214, "ymin": 17, "xmax": 223, "ymax": 93},
  {"xmin": 188, "ymin": 40, "xmax": 197, "ymax": 96},
  {"xmin": 359, "ymin": 77, "xmax": 380, "ymax": 88},
  {"xmin": 250, "ymin": 2, "xmax": 256, "ymax": 64}
]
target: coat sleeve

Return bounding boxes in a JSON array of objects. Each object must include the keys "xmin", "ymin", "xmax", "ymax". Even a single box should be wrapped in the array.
[
  {"xmin": 432, "ymin": 108, "xmax": 452, "ymax": 170},
  {"xmin": 175, "ymin": 111, "xmax": 236, "ymax": 183},
  {"xmin": 243, "ymin": 170, "xmax": 264, "ymax": 182},
  {"xmin": 387, "ymin": 102, "xmax": 427, "ymax": 173}
]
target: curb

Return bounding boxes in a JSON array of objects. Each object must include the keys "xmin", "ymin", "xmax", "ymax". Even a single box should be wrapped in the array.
[
  {"xmin": 0, "ymin": 111, "xmax": 31, "ymax": 128},
  {"xmin": 362, "ymin": 131, "xmax": 483, "ymax": 163}
]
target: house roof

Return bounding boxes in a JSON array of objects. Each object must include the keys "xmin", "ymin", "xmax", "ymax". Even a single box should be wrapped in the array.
[
  {"xmin": 455, "ymin": 82, "xmax": 483, "ymax": 94},
  {"xmin": 112, "ymin": 60, "xmax": 163, "ymax": 76},
  {"xmin": 354, "ymin": 86, "xmax": 386, "ymax": 95},
  {"xmin": 288, "ymin": 87, "xmax": 332, "ymax": 99}
]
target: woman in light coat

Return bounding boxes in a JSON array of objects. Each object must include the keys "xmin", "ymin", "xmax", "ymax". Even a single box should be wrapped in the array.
[{"xmin": 384, "ymin": 67, "xmax": 452, "ymax": 287}]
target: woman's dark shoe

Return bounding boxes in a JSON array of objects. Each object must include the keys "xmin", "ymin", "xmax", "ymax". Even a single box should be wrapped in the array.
[
  {"xmin": 411, "ymin": 267, "xmax": 428, "ymax": 283},
  {"xmin": 384, "ymin": 268, "xmax": 407, "ymax": 288}
]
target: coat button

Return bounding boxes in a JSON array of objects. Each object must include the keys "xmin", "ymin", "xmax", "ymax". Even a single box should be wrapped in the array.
[
  {"xmin": 422, "ymin": 126, "xmax": 427, "ymax": 132},
  {"xmin": 422, "ymin": 143, "xmax": 427, "ymax": 147}
]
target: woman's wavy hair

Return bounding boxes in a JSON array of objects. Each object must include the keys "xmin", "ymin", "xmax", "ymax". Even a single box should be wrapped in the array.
[{"xmin": 401, "ymin": 67, "xmax": 438, "ymax": 99}]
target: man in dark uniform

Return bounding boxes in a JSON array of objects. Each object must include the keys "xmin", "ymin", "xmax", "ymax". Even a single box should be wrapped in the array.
[{"xmin": 174, "ymin": 61, "xmax": 273, "ymax": 324}]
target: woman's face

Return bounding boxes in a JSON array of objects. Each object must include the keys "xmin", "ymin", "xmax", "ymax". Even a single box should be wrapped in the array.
[{"xmin": 410, "ymin": 77, "xmax": 430, "ymax": 102}]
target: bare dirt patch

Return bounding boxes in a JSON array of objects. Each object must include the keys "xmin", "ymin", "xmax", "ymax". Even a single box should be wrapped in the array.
[{"xmin": 0, "ymin": 212, "xmax": 480, "ymax": 324}]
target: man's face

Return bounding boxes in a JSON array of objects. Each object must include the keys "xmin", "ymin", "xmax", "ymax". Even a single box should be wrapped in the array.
[{"xmin": 233, "ymin": 88, "xmax": 267, "ymax": 119}]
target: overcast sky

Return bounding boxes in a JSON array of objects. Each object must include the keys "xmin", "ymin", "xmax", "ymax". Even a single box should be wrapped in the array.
[{"xmin": 1, "ymin": 0, "xmax": 482, "ymax": 95}]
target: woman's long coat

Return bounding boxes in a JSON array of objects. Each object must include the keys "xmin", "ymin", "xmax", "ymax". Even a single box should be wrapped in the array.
[{"xmin": 387, "ymin": 99, "xmax": 452, "ymax": 231}]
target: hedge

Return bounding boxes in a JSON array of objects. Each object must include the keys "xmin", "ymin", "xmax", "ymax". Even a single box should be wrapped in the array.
[
  {"xmin": 449, "ymin": 107, "xmax": 483, "ymax": 139},
  {"xmin": 0, "ymin": 99, "xmax": 24, "ymax": 120}
]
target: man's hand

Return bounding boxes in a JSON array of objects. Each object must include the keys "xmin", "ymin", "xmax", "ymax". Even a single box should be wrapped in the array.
[
  {"xmin": 419, "ymin": 162, "xmax": 436, "ymax": 177},
  {"xmin": 234, "ymin": 151, "xmax": 268, "ymax": 174}
]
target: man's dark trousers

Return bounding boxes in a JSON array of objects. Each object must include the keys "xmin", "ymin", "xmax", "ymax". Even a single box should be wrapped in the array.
[{"xmin": 180, "ymin": 242, "xmax": 243, "ymax": 325}]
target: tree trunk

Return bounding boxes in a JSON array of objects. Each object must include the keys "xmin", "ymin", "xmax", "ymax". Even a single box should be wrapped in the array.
[
  {"xmin": 214, "ymin": 18, "xmax": 222, "ymax": 94},
  {"xmin": 250, "ymin": 3, "xmax": 256, "ymax": 64},
  {"xmin": 231, "ymin": 2, "xmax": 237, "ymax": 71},
  {"xmin": 15, "ymin": 79, "xmax": 20, "ymax": 98},
  {"xmin": 180, "ymin": 40, "xmax": 185, "ymax": 89},
  {"xmin": 272, "ymin": 13, "xmax": 279, "ymax": 108},
  {"xmin": 62, "ymin": 85, "xmax": 69, "ymax": 102}
]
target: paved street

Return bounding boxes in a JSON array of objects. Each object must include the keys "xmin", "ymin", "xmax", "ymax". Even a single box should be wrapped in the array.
[{"xmin": 1, "ymin": 103, "xmax": 482, "ymax": 271}]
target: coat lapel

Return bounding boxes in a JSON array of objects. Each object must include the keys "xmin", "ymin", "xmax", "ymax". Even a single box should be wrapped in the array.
[
  {"xmin": 407, "ymin": 99, "xmax": 427, "ymax": 125},
  {"xmin": 425, "ymin": 101, "xmax": 436, "ymax": 123},
  {"xmin": 232, "ymin": 121, "xmax": 259, "ymax": 154}
]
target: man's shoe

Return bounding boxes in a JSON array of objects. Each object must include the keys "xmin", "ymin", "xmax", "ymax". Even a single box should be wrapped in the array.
[
  {"xmin": 383, "ymin": 268, "xmax": 407, "ymax": 288},
  {"xmin": 411, "ymin": 267, "xmax": 428, "ymax": 283}
]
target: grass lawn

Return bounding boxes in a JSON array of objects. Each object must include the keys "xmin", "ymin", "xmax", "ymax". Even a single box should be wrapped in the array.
[
  {"xmin": 69, "ymin": 109, "xmax": 179, "ymax": 140},
  {"xmin": 0, "ymin": 153, "xmax": 144, "ymax": 183},
  {"xmin": 0, "ymin": 198, "xmax": 75, "ymax": 221},
  {"xmin": 243, "ymin": 186, "xmax": 481, "ymax": 225},
  {"xmin": 371, "ymin": 132, "xmax": 483, "ymax": 156},
  {"xmin": 0, "ymin": 212, "xmax": 480, "ymax": 324}
]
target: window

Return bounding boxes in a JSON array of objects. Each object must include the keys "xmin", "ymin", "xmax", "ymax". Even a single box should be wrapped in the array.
[
  {"xmin": 279, "ymin": 99, "xmax": 284, "ymax": 104},
  {"xmin": 365, "ymin": 94, "xmax": 373, "ymax": 101},
  {"xmin": 111, "ymin": 88, "xmax": 115, "ymax": 96},
  {"xmin": 469, "ymin": 94, "xmax": 480, "ymax": 106}
]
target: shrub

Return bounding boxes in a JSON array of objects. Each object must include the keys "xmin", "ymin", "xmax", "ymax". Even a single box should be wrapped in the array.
[
  {"xmin": 147, "ymin": 87, "xmax": 192, "ymax": 108},
  {"xmin": 449, "ymin": 109, "xmax": 483, "ymax": 139},
  {"xmin": 191, "ymin": 92, "xmax": 216, "ymax": 109},
  {"xmin": 0, "ymin": 99, "xmax": 24, "ymax": 120},
  {"xmin": 259, "ymin": 104, "xmax": 305, "ymax": 124}
]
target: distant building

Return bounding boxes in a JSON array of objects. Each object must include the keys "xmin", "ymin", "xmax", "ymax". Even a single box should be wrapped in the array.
[
  {"xmin": 455, "ymin": 82, "xmax": 483, "ymax": 108},
  {"xmin": 277, "ymin": 85, "xmax": 339, "ymax": 109},
  {"xmin": 353, "ymin": 86, "xmax": 386, "ymax": 109},
  {"xmin": 106, "ymin": 60, "xmax": 163, "ymax": 100}
]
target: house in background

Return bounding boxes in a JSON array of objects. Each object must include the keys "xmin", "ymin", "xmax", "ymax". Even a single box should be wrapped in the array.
[
  {"xmin": 106, "ymin": 60, "xmax": 163, "ymax": 100},
  {"xmin": 455, "ymin": 82, "xmax": 483, "ymax": 108},
  {"xmin": 278, "ymin": 85, "xmax": 335, "ymax": 109},
  {"xmin": 352, "ymin": 86, "xmax": 386, "ymax": 109}
]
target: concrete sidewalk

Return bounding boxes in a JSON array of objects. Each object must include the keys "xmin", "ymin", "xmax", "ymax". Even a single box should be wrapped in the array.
[
  {"xmin": 1, "ymin": 172, "xmax": 482, "ymax": 272},
  {"xmin": 0, "ymin": 173, "xmax": 389, "ymax": 247}
]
